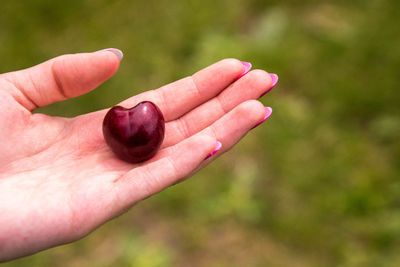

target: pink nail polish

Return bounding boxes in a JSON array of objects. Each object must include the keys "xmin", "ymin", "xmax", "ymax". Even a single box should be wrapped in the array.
[
  {"xmin": 270, "ymin": 73, "xmax": 279, "ymax": 89},
  {"xmin": 237, "ymin": 61, "xmax": 252, "ymax": 79},
  {"xmin": 251, "ymin": 107, "xmax": 273, "ymax": 129},
  {"xmin": 259, "ymin": 73, "xmax": 279, "ymax": 98},
  {"xmin": 205, "ymin": 141, "xmax": 222, "ymax": 159},
  {"xmin": 98, "ymin": 48, "xmax": 124, "ymax": 61}
]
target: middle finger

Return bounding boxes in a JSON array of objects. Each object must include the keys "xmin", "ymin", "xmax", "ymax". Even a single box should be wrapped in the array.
[{"xmin": 162, "ymin": 69, "xmax": 275, "ymax": 148}]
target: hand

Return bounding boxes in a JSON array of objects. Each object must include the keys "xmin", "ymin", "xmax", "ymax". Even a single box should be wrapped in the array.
[{"xmin": 0, "ymin": 50, "xmax": 275, "ymax": 261}]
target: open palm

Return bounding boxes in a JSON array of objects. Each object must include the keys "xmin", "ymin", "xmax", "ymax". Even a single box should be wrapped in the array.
[{"xmin": 0, "ymin": 50, "xmax": 275, "ymax": 260}]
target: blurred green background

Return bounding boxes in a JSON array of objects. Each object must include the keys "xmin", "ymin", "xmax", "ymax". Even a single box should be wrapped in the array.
[{"xmin": 2, "ymin": 0, "xmax": 400, "ymax": 266}]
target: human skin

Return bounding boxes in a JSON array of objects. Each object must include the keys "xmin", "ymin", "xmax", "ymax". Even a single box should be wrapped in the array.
[{"xmin": 0, "ymin": 50, "xmax": 275, "ymax": 261}]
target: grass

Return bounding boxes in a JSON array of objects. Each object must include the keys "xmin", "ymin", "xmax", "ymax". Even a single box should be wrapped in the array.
[{"xmin": 2, "ymin": 0, "xmax": 400, "ymax": 266}]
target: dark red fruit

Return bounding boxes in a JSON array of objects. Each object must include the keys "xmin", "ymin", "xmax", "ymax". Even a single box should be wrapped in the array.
[{"xmin": 103, "ymin": 101, "xmax": 165, "ymax": 163}]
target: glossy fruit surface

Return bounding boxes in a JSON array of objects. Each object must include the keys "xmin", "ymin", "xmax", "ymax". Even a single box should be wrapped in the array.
[{"xmin": 103, "ymin": 101, "xmax": 165, "ymax": 163}]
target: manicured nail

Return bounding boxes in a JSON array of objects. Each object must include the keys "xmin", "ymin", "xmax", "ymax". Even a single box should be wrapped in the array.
[
  {"xmin": 237, "ymin": 61, "xmax": 252, "ymax": 79},
  {"xmin": 251, "ymin": 107, "xmax": 273, "ymax": 129},
  {"xmin": 205, "ymin": 141, "xmax": 222, "ymax": 159},
  {"xmin": 259, "ymin": 73, "xmax": 279, "ymax": 98},
  {"xmin": 98, "ymin": 48, "xmax": 123, "ymax": 61},
  {"xmin": 270, "ymin": 73, "xmax": 279, "ymax": 89}
]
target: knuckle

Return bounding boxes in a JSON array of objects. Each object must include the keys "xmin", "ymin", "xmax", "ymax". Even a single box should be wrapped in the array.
[{"xmin": 176, "ymin": 118, "xmax": 190, "ymax": 140}]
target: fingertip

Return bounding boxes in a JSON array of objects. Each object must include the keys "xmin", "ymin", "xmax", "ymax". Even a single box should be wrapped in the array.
[
  {"xmin": 205, "ymin": 141, "xmax": 222, "ymax": 159},
  {"xmin": 236, "ymin": 61, "xmax": 252, "ymax": 80},
  {"xmin": 216, "ymin": 140, "xmax": 222, "ymax": 150},
  {"xmin": 265, "ymin": 106, "xmax": 273, "ymax": 117},
  {"xmin": 99, "ymin": 48, "xmax": 124, "ymax": 61},
  {"xmin": 251, "ymin": 107, "xmax": 273, "ymax": 130},
  {"xmin": 237, "ymin": 99, "xmax": 266, "ymax": 121},
  {"xmin": 269, "ymin": 73, "xmax": 278, "ymax": 88},
  {"xmin": 194, "ymin": 134, "xmax": 218, "ymax": 154},
  {"xmin": 198, "ymin": 58, "xmax": 244, "ymax": 82},
  {"xmin": 77, "ymin": 49, "xmax": 123, "ymax": 78},
  {"xmin": 220, "ymin": 58, "xmax": 246, "ymax": 78},
  {"xmin": 92, "ymin": 49, "xmax": 122, "ymax": 75},
  {"xmin": 180, "ymin": 134, "xmax": 217, "ymax": 162}
]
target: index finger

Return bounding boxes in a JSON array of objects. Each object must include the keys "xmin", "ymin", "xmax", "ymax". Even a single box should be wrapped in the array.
[{"xmin": 119, "ymin": 58, "xmax": 247, "ymax": 121}]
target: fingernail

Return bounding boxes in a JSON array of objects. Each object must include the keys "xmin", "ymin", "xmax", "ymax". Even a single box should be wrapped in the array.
[
  {"xmin": 259, "ymin": 73, "xmax": 279, "ymax": 98},
  {"xmin": 251, "ymin": 107, "xmax": 273, "ymax": 129},
  {"xmin": 205, "ymin": 141, "xmax": 222, "ymax": 159},
  {"xmin": 98, "ymin": 48, "xmax": 123, "ymax": 61},
  {"xmin": 270, "ymin": 73, "xmax": 279, "ymax": 89},
  {"xmin": 237, "ymin": 61, "xmax": 252, "ymax": 79}
]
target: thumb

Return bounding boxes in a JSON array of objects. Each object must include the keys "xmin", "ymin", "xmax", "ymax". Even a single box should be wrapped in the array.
[{"xmin": 4, "ymin": 48, "xmax": 122, "ymax": 110}]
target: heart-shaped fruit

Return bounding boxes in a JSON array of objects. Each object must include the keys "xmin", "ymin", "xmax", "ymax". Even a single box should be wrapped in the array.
[{"xmin": 103, "ymin": 101, "xmax": 165, "ymax": 163}]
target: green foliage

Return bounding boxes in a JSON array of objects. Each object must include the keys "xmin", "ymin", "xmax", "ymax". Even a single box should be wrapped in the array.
[{"xmin": 2, "ymin": 0, "xmax": 400, "ymax": 266}]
